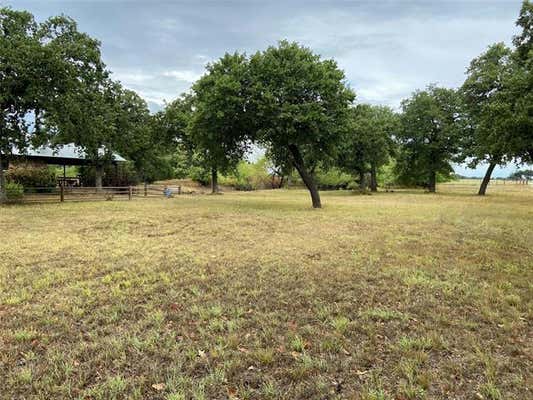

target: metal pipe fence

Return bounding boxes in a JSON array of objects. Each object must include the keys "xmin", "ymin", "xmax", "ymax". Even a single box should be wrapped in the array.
[{"xmin": 3, "ymin": 184, "xmax": 182, "ymax": 204}]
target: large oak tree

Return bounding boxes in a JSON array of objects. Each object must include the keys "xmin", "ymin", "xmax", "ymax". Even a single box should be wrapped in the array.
[
  {"xmin": 338, "ymin": 104, "xmax": 398, "ymax": 191},
  {"xmin": 249, "ymin": 41, "xmax": 354, "ymax": 208},
  {"xmin": 461, "ymin": 1, "xmax": 533, "ymax": 195},
  {"xmin": 511, "ymin": 1, "xmax": 533, "ymax": 164},
  {"xmin": 190, "ymin": 53, "xmax": 253, "ymax": 193},
  {"xmin": 0, "ymin": 8, "xmax": 102, "ymax": 200},
  {"xmin": 396, "ymin": 86, "xmax": 463, "ymax": 192},
  {"xmin": 461, "ymin": 43, "xmax": 517, "ymax": 195}
]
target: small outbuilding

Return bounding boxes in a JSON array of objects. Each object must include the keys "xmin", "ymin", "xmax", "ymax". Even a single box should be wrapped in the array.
[{"xmin": 3, "ymin": 143, "xmax": 126, "ymax": 185}]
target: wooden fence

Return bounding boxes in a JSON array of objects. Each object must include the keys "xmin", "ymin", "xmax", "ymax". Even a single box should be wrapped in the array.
[
  {"xmin": 6, "ymin": 184, "xmax": 182, "ymax": 204},
  {"xmin": 438, "ymin": 179, "xmax": 531, "ymax": 192}
]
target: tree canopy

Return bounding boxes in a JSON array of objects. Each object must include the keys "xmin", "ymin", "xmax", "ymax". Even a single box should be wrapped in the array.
[
  {"xmin": 338, "ymin": 104, "xmax": 397, "ymax": 191},
  {"xmin": 2, "ymin": 3, "xmax": 531, "ymax": 203},
  {"xmin": 395, "ymin": 86, "xmax": 463, "ymax": 192},
  {"xmin": 190, "ymin": 53, "xmax": 253, "ymax": 193},
  {"xmin": 460, "ymin": 1, "xmax": 533, "ymax": 194},
  {"xmin": 249, "ymin": 41, "xmax": 355, "ymax": 207},
  {"xmin": 0, "ymin": 7, "xmax": 104, "ymax": 199},
  {"xmin": 460, "ymin": 43, "xmax": 516, "ymax": 194}
]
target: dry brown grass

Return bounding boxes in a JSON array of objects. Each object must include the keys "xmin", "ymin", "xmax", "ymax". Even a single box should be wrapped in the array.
[{"xmin": 1, "ymin": 188, "xmax": 532, "ymax": 399}]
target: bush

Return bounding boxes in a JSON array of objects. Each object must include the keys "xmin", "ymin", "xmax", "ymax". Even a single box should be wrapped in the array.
[
  {"xmin": 315, "ymin": 168, "xmax": 353, "ymax": 190},
  {"xmin": 6, "ymin": 164, "xmax": 56, "ymax": 189},
  {"xmin": 219, "ymin": 158, "xmax": 272, "ymax": 190},
  {"xmin": 189, "ymin": 165, "xmax": 211, "ymax": 186},
  {"xmin": 234, "ymin": 182, "xmax": 254, "ymax": 191},
  {"xmin": 5, "ymin": 182, "xmax": 24, "ymax": 201}
]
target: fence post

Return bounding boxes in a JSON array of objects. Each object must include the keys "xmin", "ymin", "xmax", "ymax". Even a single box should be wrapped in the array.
[
  {"xmin": 177, "ymin": 186, "xmax": 181, "ymax": 195},
  {"xmin": 60, "ymin": 183, "xmax": 64, "ymax": 202},
  {"xmin": 128, "ymin": 186, "xmax": 133, "ymax": 200},
  {"xmin": 144, "ymin": 182, "xmax": 148, "ymax": 197}
]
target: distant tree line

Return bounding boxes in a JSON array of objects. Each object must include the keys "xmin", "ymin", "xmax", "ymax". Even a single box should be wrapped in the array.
[
  {"xmin": 1, "ymin": 1, "xmax": 532, "ymax": 206},
  {"xmin": 508, "ymin": 169, "xmax": 533, "ymax": 180}
]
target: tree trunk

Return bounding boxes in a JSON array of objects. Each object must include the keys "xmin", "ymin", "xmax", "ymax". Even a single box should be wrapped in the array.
[
  {"xmin": 288, "ymin": 144, "xmax": 321, "ymax": 208},
  {"xmin": 279, "ymin": 175, "xmax": 285, "ymax": 189},
  {"xmin": 211, "ymin": 167, "xmax": 218, "ymax": 194},
  {"xmin": 35, "ymin": 107, "xmax": 41, "ymax": 135},
  {"xmin": 428, "ymin": 170, "xmax": 436, "ymax": 193},
  {"xmin": 95, "ymin": 164, "xmax": 104, "ymax": 192},
  {"xmin": 0, "ymin": 156, "xmax": 6, "ymax": 203},
  {"xmin": 370, "ymin": 164, "xmax": 378, "ymax": 192},
  {"xmin": 359, "ymin": 170, "xmax": 366, "ymax": 190},
  {"xmin": 478, "ymin": 162, "xmax": 496, "ymax": 196}
]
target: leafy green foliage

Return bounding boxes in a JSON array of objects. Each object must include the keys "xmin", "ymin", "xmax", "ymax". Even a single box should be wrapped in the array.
[
  {"xmin": 6, "ymin": 164, "xmax": 56, "ymax": 188},
  {"xmin": 461, "ymin": 43, "xmax": 516, "ymax": 167},
  {"xmin": 459, "ymin": 3, "xmax": 533, "ymax": 194},
  {"xmin": 508, "ymin": 168, "xmax": 533, "ymax": 179},
  {"xmin": 155, "ymin": 94, "xmax": 196, "ymax": 182},
  {"xmin": 338, "ymin": 104, "xmax": 398, "ymax": 190},
  {"xmin": 190, "ymin": 53, "xmax": 253, "ymax": 187},
  {"xmin": 511, "ymin": 1, "xmax": 533, "ymax": 163},
  {"xmin": 513, "ymin": 1, "xmax": 533, "ymax": 61},
  {"xmin": 0, "ymin": 8, "xmax": 103, "ymax": 199},
  {"xmin": 4, "ymin": 181, "xmax": 23, "ymax": 200},
  {"xmin": 395, "ymin": 86, "xmax": 463, "ymax": 192},
  {"xmin": 50, "ymin": 81, "xmax": 144, "ymax": 166},
  {"xmin": 314, "ymin": 167, "xmax": 353, "ymax": 190},
  {"xmin": 249, "ymin": 41, "xmax": 355, "ymax": 207},
  {"xmin": 219, "ymin": 157, "xmax": 272, "ymax": 190}
]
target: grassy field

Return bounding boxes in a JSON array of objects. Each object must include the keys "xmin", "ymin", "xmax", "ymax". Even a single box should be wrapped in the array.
[{"xmin": 1, "ymin": 187, "xmax": 532, "ymax": 399}]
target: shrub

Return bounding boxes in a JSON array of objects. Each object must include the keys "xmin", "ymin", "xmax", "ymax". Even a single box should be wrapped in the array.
[
  {"xmin": 5, "ymin": 182, "xmax": 24, "ymax": 201},
  {"xmin": 6, "ymin": 163, "xmax": 56, "ymax": 189},
  {"xmin": 315, "ymin": 168, "xmax": 353, "ymax": 190},
  {"xmin": 189, "ymin": 165, "xmax": 211, "ymax": 186},
  {"xmin": 234, "ymin": 182, "xmax": 254, "ymax": 191},
  {"xmin": 219, "ymin": 158, "xmax": 272, "ymax": 190}
]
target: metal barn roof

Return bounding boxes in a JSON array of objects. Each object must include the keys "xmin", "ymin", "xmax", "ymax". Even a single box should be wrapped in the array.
[{"xmin": 10, "ymin": 144, "xmax": 126, "ymax": 165}]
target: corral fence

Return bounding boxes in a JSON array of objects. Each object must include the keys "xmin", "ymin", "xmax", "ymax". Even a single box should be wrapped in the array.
[{"xmin": 4, "ymin": 184, "xmax": 182, "ymax": 204}]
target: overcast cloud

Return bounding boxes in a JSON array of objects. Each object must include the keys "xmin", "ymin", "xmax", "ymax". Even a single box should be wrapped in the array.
[{"xmin": 6, "ymin": 0, "xmax": 527, "ymax": 176}]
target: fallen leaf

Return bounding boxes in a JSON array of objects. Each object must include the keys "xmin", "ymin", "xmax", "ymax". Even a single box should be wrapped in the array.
[
  {"xmin": 227, "ymin": 387, "xmax": 237, "ymax": 396},
  {"xmin": 152, "ymin": 383, "xmax": 165, "ymax": 391}
]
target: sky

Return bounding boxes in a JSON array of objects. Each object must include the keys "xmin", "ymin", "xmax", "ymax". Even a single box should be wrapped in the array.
[{"xmin": 6, "ymin": 0, "xmax": 530, "ymax": 177}]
